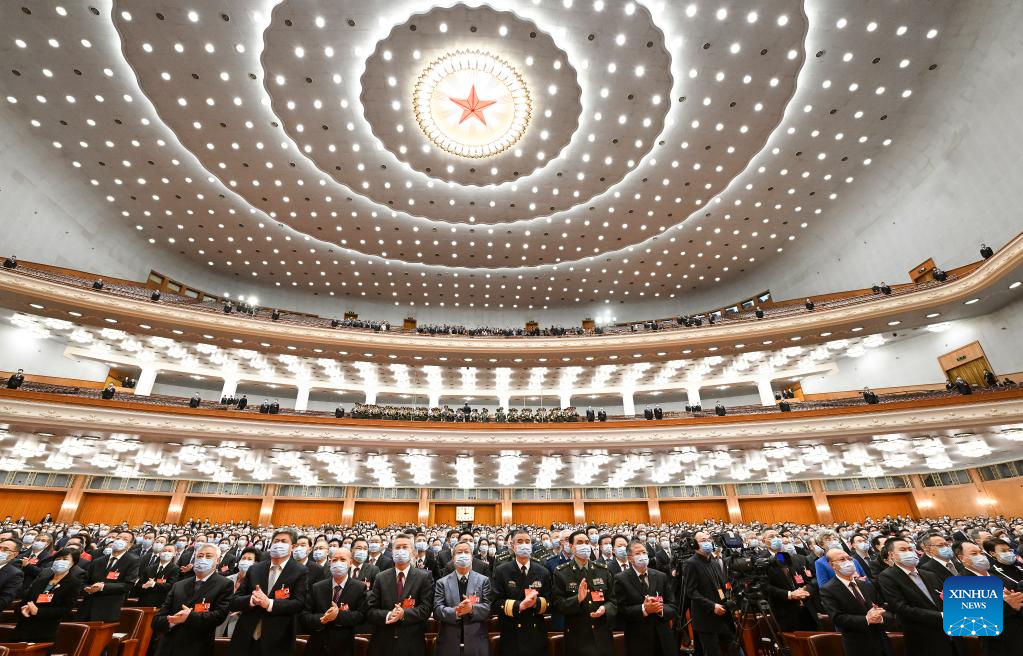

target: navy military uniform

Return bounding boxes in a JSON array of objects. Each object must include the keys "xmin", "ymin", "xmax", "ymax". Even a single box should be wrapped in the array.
[
  {"xmin": 489, "ymin": 558, "xmax": 550, "ymax": 656},
  {"xmin": 552, "ymin": 560, "xmax": 617, "ymax": 656}
]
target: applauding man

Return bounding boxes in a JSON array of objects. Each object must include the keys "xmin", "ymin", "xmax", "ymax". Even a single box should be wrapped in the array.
[
  {"xmin": 552, "ymin": 530, "xmax": 617, "ymax": 656},
  {"xmin": 365, "ymin": 534, "xmax": 434, "ymax": 656},
  {"xmin": 152, "ymin": 542, "xmax": 233, "ymax": 656},
  {"xmin": 301, "ymin": 547, "xmax": 366, "ymax": 656},
  {"xmin": 615, "ymin": 538, "xmax": 678, "ymax": 656}
]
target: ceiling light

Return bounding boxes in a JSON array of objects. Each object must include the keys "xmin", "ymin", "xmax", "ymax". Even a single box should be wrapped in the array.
[
  {"xmin": 1009, "ymin": 281, "xmax": 1021, "ymax": 290},
  {"xmin": 964, "ymin": 298, "xmax": 981, "ymax": 305},
  {"xmin": 926, "ymin": 312, "xmax": 941, "ymax": 318},
  {"xmin": 187, "ymin": 10, "xmax": 199, "ymax": 22}
]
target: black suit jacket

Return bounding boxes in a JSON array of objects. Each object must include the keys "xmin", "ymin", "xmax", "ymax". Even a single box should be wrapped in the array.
[
  {"xmin": 366, "ymin": 566, "xmax": 434, "ymax": 656},
  {"xmin": 305, "ymin": 559, "xmax": 328, "ymax": 590},
  {"xmin": 370, "ymin": 553, "xmax": 394, "ymax": 572},
  {"xmin": 919, "ymin": 557, "xmax": 963, "ymax": 584},
  {"xmin": 79, "ymin": 551, "xmax": 140, "ymax": 621},
  {"xmin": 17, "ymin": 548, "xmax": 56, "ymax": 596},
  {"xmin": 488, "ymin": 559, "xmax": 551, "ymax": 656},
  {"xmin": 819, "ymin": 576, "xmax": 893, "ymax": 656},
  {"xmin": 877, "ymin": 565, "xmax": 957, "ymax": 656},
  {"xmin": 227, "ymin": 558, "xmax": 308, "ymax": 656},
  {"xmin": 614, "ymin": 567, "xmax": 678, "ymax": 656},
  {"xmin": 763, "ymin": 553, "xmax": 820, "ymax": 632},
  {"xmin": 961, "ymin": 570, "xmax": 1023, "ymax": 656},
  {"xmin": 682, "ymin": 553, "xmax": 735, "ymax": 635},
  {"xmin": 300, "ymin": 577, "xmax": 367, "ymax": 656},
  {"xmin": 12, "ymin": 569, "xmax": 83, "ymax": 642},
  {"xmin": 0, "ymin": 562, "xmax": 24, "ymax": 612},
  {"xmin": 152, "ymin": 573, "xmax": 233, "ymax": 656},
  {"xmin": 137, "ymin": 561, "xmax": 181, "ymax": 608}
]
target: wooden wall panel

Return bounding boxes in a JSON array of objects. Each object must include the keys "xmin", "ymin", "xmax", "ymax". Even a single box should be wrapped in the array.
[
  {"xmin": 432, "ymin": 504, "xmax": 498, "ymax": 525},
  {"xmin": 353, "ymin": 502, "xmax": 418, "ymax": 525},
  {"xmin": 181, "ymin": 498, "xmax": 262, "ymax": 524},
  {"xmin": 511, "ymin": 503, "xmax": 574, "ymax": 526},
  {"xmin": 583, "ymin": 502, "xmax": 649, "ymax": 524},
  {"xmin": 0, "ymin": 489, "xmax": 67, "ymax": 522},
  {"xmin": 76, "ymin": 493, "xmax": 170, "ymax": 526},
  {"xmin": 659, "ymin": 500, "xmax": 730, "ymax": 523},
  {"xmin": 271, "ymin": 500, "xmax": 343, "ymax": 526},
  {"xmin": 827, "ymin": 493, "xmax": 916, "ymax": 522},
  {"xmin": 739, "ymin": 497, "xmax": 817, "ymax": 524}
]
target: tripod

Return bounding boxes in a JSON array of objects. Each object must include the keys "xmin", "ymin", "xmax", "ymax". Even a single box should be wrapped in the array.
[{"xmin": 732, "ymin": 595, "xmax": 790, "ymax": 656}]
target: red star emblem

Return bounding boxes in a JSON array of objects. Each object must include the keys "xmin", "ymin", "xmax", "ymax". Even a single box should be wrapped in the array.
[{"xmin": 449, "ymin": 85, "xmax": 496, "ymax": 125}]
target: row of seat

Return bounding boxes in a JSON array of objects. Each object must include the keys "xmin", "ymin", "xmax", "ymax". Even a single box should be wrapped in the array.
[{"xmin": 0, "ymin": 605, "xmax": 155, "ymax": 656}]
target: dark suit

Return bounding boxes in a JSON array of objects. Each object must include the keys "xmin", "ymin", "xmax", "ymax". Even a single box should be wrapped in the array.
[
  {"xmin": 961, "ymin": 570, "xmax": 1023, "ymax": 656},
  {"xmin": 614, "ymin": 567, "xmax": 678, "ymax": 656},
  {"xmin": 607, "ymin": 560, "xmax": 631, "ymax": 576},
  {"xmin": 489, "ymin": 559, "xmax": 551, "ymax": 656},
  {"xmin": 877, "ymin": 565, "xmax": 957, "ymax": 656},
  {"xmin": 0, "ymin": 562, "xmax": 25, "ymax": 612},
  {"xmin": 227, "ymin": 558, "xmax": 308, "ymax": 656},
  {"xmin": 552, "ymin": 560, "xmax": 617, "ymax": 656},
  {"xmin": 137, "ymin": 561, "xmax": 181, "ymax": 608},
  {"xmin": 79, "ymin": 551, "xmax": 140, "ymax": 621},
  {"xmin": 300, "ymin": 576, "xmax": 367, "ymax": 656},
  {"xmin": 152, "ymin": 573, "xmax": 233, "ymax": 656},
  {"xmin": 12, "ymin": 569, "xmax": 83, "ymax": 642},
  {"xmin": 369, "ymin": 552, "xmax": 394, "ymax": 572},
  {"xmin": 18, "ymin": 548, "xmax": 56, "ymax": 596},
  {"xmin": 819, "ymin": 576, "xmax": 893, "ymax": 656},
  {"xmin": 365, "ymin": 566, "xmax": 434, "ymax": 656},
  {"xmin": 683, "ymin": 554, "xmax": 736, "ymax": 656},
  {"xmin": 351, "ymin": 562, "xmax": 379, "ymax": 586},
  {"xmin": 764, "ymin": 553, "xmax": 820, "ymax": 632},
  {"xmin": 919, "ymin": 557, "xmax": 964, "ymax": 584},
  {"xmin": 304, "ymin": 559, "xmax": 328, "ymax": 590}
]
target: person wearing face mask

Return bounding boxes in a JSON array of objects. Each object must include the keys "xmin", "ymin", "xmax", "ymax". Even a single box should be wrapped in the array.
[
  {"xmin": 441, "ymin": 540, "xmax": 490, "ymax": 578},
  {"xmin": 11, "ymin": 548, "xmax": 84, "ymax": 644},
  {"xmin": 227, "ymin": 528, "xmax": 308, "ymax": 656},
  {"xmin": 137, "ymin": 542, "xmax": 181, "ymax": 608},
  {"xmin": 0, "ymin": 537, "xmax": 23, "ymax": 613},
  {"xmin": 215, "ymin": 539, "xmax": 238, "ymax": 576},
  {"xmin": 437, "ymin": 530, "xmax": 460, "ymax": 570},
  {"xmin": 152, "ymin": 542, "xmax": 234, "ymax": 656},
  {"xmin": 814, "ymin": 530, "xmax": 866, "ymax": 586},
  {"xmin": 616, "ymin": 539, "xmax": 678, "ymax": 656},
  {"xmin": 955, "ymin": 540, "xmax": 1023, "ymax": 656},
  {"xmin": 819, "ymin": 548, "xmax": 892, "ymax": 656},
  {"xmin": 544, "ymin": 528, "xmax": 573, "ymax": 574},
  {"xmin": 300, "ymin": 547, "xmax": 367, "ymax": 656},
  {"xmin": 349, "ymin": 538, "xmax": 380, "ymax": 589},
  {"xmin": 18, "ymin": 531, "xmax": 56, "ymax": 597},
  {"xmin": 218, "ymin": 547, "xmax": 260, "ymax": 639},
  {"xmin": 79, "ymin": 530, "xmax": 139, "ymax": 622},
  {"xmin": 985, "ymin": 538, "xmax": 1023, "ymax": 589},
  {"xmin": 294, "ymin": 535, "xmax": 326, "ymax": 590},
  {"xmin": 683, "ymin": 532, "xmax": 736, "ymax": 656},
  {"xmin": 607, "ymin": 535, "xmax": 632, "ymax": 575},
  {"xmin": 366, "ymin": 534, "xmax": 394, "ymax": 572},
  {"xmin": 918, "ymin": 533, "xmax": 965, "ymax": 583},
  {"xmin": 412, "ymin": 533, "xmax": 441, "ymax": 581},
  {"xmin": 847, "ymin": 534, "xmax": 875, "ymax": 582},
  {"xmin": 433, "ymin": 541, "xmax": 492, "ymax": 656},
  {"xmin": 552, "ymin": 530, "xmax": 617, "ymax": 656},
  {"xmin": 365, "ymin": 533, "xmax": 435, "ymax": 656},
  {"xmin": 490, "ymin": 529, "xmax": 551, "ymax": 656},
  {"xmin": 877, "ymin": 538, "xmax": 956, "ymax": 656},
  {"xmin": 310, "ymin": 539, "xmax": 331, "ymax": 579},
  {"xmin": 177, "ymin": 533, "xmax": 208, "ymax": 580},
  {"xmin": 761, "ymin": 530, "xmax": 820, "ymax": 632}
]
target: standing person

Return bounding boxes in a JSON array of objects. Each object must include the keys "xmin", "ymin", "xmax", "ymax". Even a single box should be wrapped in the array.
[
  {"xmin": 683, "ymin": 532, "xmax": 739, "ymax": 656},
  {"xmin": 138, "ymin": 542, "xmax": 181, "ymax": 608},
  {"xmin": 218, "ymin": 547, "xmax": 258, "ymax": 638},
  {"xmin": 552, "ymin": 530, "xmax": 616, "ymax": 656},
  {"xmin": 0, "ymin": 537, "xmax": 23, "ymax": 612},
  {"xmin": 12, "ymin": 548, "xmax": 84, "ymax": 643},
  {"xmin": 300, "ymin": 547, "xmax": 366, "ymax": 656},
  {"xmin": 489, "ymin": 529, "xmax": 551, "ymax": 656},
  {"xmin": 615, "ymin": 539, "xmax": 678, "ymax": 656},
  {"xmin": 365, "ymin": 533, "xmax": 434, "ymax": 656},
  {"xmin": 151, "ymin": 543, "xmax": 233, "ymax": 656},
  {"xmin": 226, "ymin": 529, "xmax": 308, "ymax": 656},
  {"xmin": 79, "ymin": 530, "xmax": 139, "ymax": 621},
  {"xmin": 433, "ymin": 541, "xmax": 491, "ymax": 656},
  {"xmin": 877, "ymin": 538, "xmax": 957, "ymax": 656},
  {"xmin": 819, "ymin": 548, "xmax": 893, "ymax": 656}
]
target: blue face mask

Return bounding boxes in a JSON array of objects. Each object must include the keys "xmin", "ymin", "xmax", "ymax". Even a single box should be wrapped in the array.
[
  {"xmin": 193, "ymin": 557, "xmax": 214, "ymax": 574},
  {"xmin": 770, "ymin": 538, "xmax": 783, "ymax": 551},
  {"xmin": 51, "ymin": 559, "xmax": 72, "ymax": 573},
  {"xmin": 937, "ymin": 546, "xmax": 954, "ymax": 560},
  {"xmin": 836, "ymin": 560, "xmax": 857, "ymax": 576},
  {"xmin": 699, "ymin": 541, "xmax": 714, "ymax": 554},
  {"xmin": 141, "ymin": 539, "xmax": 154, "ymax": 549},
  {"xmin": 268, "ymin": 542, "xmax": 291, "ymax": 559},
  {"xmin": 574, "ymin": 544, "xmax": 592, "ymax": 559},
  {"xmin": 237, "ymin": 560, "xmax": 253, "ymax": 573},
  {"xmin": 542, "ymin": 540, "xmax": 552, "ymax": 550},
  {"xmin": 633, "ymin": 554, "xmax": 650, "ymax": 569},
  {"xmin": 515, "ymin": 543, "xmax": 533, "ymax": 558},
  {"xmin": 415, "ymin": 541, "xmax": 428, "ymax": 552},
  {"xmin": 615, "ymin": 546, "xmax": 628, "ymax": 560},
  {"xmin": 897, "ymin": 552, "xmax": 919, "ymax": 567},
  {"xmin": 330, "ymin": 561, "xmax": 349, "ymax": 577},
  {"xmin": 454, "ymin": 553, "xmax": 473, "ymax": 568},
  {"xmin": 392, "ymin": 549, "xmax": 411, "ymax": 565},
  {"xmin": 353, "ymin": 549, "xmax": 368, "ymax": 563},
  {"xmin": 970, "ymin": 555, "xmax": 991, "ymax": 571},
  {"xmin": 589, "ymin": 534, "xmax": 599, "ymax": 544},
  {"xmin": 430, "ymin": 545, "xmax": 441, "ymax": 554}
]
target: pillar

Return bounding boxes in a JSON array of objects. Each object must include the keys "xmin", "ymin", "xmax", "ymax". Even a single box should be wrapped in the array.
[
  {"xmin": 295, "ymin": 384, "xmax": 311, "ymax": 412},
  {"xmin": 559, "ymin": 391, "xmax": 572, "ymax": 409},
  {"xmin": 341, "ymin": 487, "xmax": 356, "ymax": 525},
  {"xmin": 725, "ymin": 484, "xmax": 742, "ymax": 523},
  {"xmin": 56, "ymin": 475, "xmax": 87, "ymax": 523},
  {"xmin": 621, "ymin": 389, "xmax": 635, "ymax": 417},
  {"xmin": 497, "ymin": 392, "xmax": 511, "ymax": 410},
  {"xmin": 501, "ymin": 489, "xmax": 513, "ymax": 524},
  {"xmin": 757, "ymin": 377, "xmax": 776, "ymax": 406},
  {"xmin": 219, "ymin": 377, "xmax": 238, "ymax": 401},
  {"xmin": 646, "ymin": 487, "xmax": 661, "ymax": 524},
  {"xmin": 165, "ymin": 480, "xmax": 189, "ymax": 523},
  {"xmin": 686, "ymin": 384, "xmax": 702, "ymax": 408},
  {"xmin": 428, "ymin": 390, "xmax": 441, "ymax": 408},
  {"xmin": 809, "ymin": 480, "xmax": 833, "ymax": 523},
  {"xmin": 134, "ymin": 367, "xmax": 158, "ymax": 396},
  {"xmin": 364, "ymin": 388, "xmax": 378, "ymax": 405},
  {"xmin": 258, "ymin": 485, "xmax": 277, "ymax": 526},
  {"xmin": 418, "ymin": 489, "xmax": 430, "ymax": 524}
]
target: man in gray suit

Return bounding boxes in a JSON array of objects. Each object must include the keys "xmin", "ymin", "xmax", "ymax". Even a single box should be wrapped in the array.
[{"xmin": 433, "ymin": 542, "xmax": 492, "ymax": 656}]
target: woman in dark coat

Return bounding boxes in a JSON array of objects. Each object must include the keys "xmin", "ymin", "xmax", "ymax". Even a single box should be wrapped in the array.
[{"xmin": 12, "ymin": 548, "xmax": 84, "ymax": 644}]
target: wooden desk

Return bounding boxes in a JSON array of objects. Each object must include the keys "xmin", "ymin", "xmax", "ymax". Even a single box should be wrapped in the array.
[{"xmin": 0, "ymin": 643, "xmax": 54, "ymax": 656}]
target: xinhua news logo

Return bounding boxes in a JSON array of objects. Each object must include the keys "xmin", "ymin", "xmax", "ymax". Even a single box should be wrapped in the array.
[{"xmin": 943, "ymin": 576, "xmax": 1003, "ymax": 636}]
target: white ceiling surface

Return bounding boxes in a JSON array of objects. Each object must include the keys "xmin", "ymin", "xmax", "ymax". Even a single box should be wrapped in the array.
[
  {"xmin": 1, "ymin": 423, "xmax": 1021, "ymax": 488},
  {"xmin": 0, "ymin": 0, "xmax": 962, "ymax": 313}
]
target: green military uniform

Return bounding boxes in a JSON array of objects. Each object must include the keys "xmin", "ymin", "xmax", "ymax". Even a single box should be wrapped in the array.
[
  {"xmin": 489, "ymin": 557, "xmax": 551, "ymax": 656},
  {"xmin": 552, "ymin": 559, "xmax": 617, "ymax": 656}
]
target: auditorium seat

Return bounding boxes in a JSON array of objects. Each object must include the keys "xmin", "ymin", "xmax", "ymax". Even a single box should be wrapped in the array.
[
  {"xmin": 77, "ymin": 621, "xmax": 119, "ymax": 656},
  {"xmin": 292, "ymin": 637, "xmax": 306, "ymax": 656},
  {"xmin": 355, "ymin": 635, "xmax": 369, "ymax": 656},
  {"xmin": 52, "ymin": 623, "xmax": 91, "ymax": 656},
  {"xmin": 781, "ymin": 631, "xmax": 820, "ymax": 656},
  {"xmin": 547, "ymin": 633, "xmax": 564, "ymax": 656},
  {"xmin": 613, "ymin": 631, "xmax": 625, "ymax": 656},
  {"xmin": 816, "ymin": 613, "xmax": 835, "ymax": 631},
  {"xmin": 489, "ymin": 634, "xmax": 500, "ymax": 656},
  {"xmin": 425, "ymin": 634, "xmax": 436, "ymax": 656},
  {"xmin": 214, "ymin": 637, "xmax": 229, "ymax": 656},
  {"xmin": 426, "ymin": 617, "xmax": 437, "ymax": 633},
  {"xmin": 806, "ymin": 632, "xmax": 845, "ymax": 656},
  {"xmin": 887, "ymin": 632, "xmax": 904, "ymax": 656},
  {"xmin": 487, "ymin": 616, "xmax": 499, "ymax": 633}
]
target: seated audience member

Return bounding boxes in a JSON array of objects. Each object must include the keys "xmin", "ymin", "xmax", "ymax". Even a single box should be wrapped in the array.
[
  {"xmin": 0, "ymin": 537, "xmax": 26, "ymax": 611},
  {"xmin": 2, "ymin": 254, "xmax": 16, "ymax": 268},
  {"xmin": 102, "ymin": 383, "xmax": 117, "ymax": 400},
  {"xmin": 918, "ymin": 533, "xmax": 963, "ymax": 583},
  {"xmin": 714, "ymin": 403, "xmax": 726, "ymax": 417},
  {"xmin": 189, "ymin": 393, "xmax": 202, "ymax": 408},
  {"xmin": 815, "ymin": 530, "xmax": 865, "ymax": 586},
  {"xmin": 820, "ymin": 548, "xmax": 892, "ymax": 656},
  {"xmin": 19, "ymin": 531, "xmax": 56, "ymax": 594},
  {"xmin": 778, "ymin": 400, "xmax": 792, "ymax": 412},
  {"xmin": 985, "ymin": 538, "xmax": 1023, "ymax": 588},
  {"xmin": 79, "ymin": 530, "xmax": 139, "ymax": 621},
  {"xmin": 433, "ymin": 541, "xmax": 492, "ymax": 656},
  {"xmin": 954, "ymin": 540, "xmax": 1023, "ymax": 655},
  {"xmin": 301, "ymin": 547, "xmax": 366, "ymax": 656},
  {"xmin": 152, "ymin": 542, "xmax": 233, "ymax": 655},
  {"xmin": 862, "ymin": 387, "xmax": 880, "ymax": 404},
  {"xmin": 878, "ymin": 538, "xmax": 956, "ymax": 656},
  {"xmin": 954, "ymin": 376, "xmax": 972, "ymax": 395},
  {"xmin": 804, "ymin": 298, "xmax": 815, "ymax": 311},
  {"xmin": 5, "ymin": 368, "xmax": 25, "ymax": 389},
  {"xmin": 93, "ymin": 279, "xmax": 104, "ymax": 290},
  {"xmin": 981, "ymin": 243, "xmax": 994, "ymax": 259},
  {"xmin": 12, "ymin": 548, "xmax": 84, "ymax": 643}
]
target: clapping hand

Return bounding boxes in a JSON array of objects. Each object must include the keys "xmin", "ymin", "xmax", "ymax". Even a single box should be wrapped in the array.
[
  {"xmin": 866, "ymin": 604, "xmax": 886, "ymax": 625},
  {"xmin": 320, "ymin": 602, "xmax": 339, "ymax": 624},
  {"xmin": 142, "ymin": 578, "xmax": 156, "ymax": 589},
  {"xmin": 250, "ymin": 585, "xmax": 270, "ymax": 609},
  {"xmin": 167, "ymin": 604, "xmax": 191, "ymax": 626},
  {"xmin": 1005, "ymin": 590, "xmax": 1023, "ymax": 611},
  {"xmin": 455, "ymin": 596, "xmax": 474, "ymax": 617},
  {"xmin": 21, "ymin": 602, "xmax": 38, "ymax": 617},
  {"xmin": 589, "ymin": 604, "xmax": 606, "ymax": 619},
  {"xmin": 385, "ymin": 603, "xmax": 404, "ymax": 624},
  {"xmin": 577, "ymin": 579, "xmax": 589, "ymax": 603},
  {"xmin": 520, "ymin": 587, "xmax": 538, "ymax": 611},
  {"xmin": 643, "ymin": 595, "xmax": 662, "ymax": 615}
]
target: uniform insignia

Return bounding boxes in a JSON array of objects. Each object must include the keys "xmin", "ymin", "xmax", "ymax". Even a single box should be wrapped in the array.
[
  {"xmin": 555, "ymin": 561, "xmax": 572, "ymax": 571},
  {"xmin": 507, "ymin": 580, "xmax": 517, "ymax": 588},
  {"xmin": 593, "ymin": 577, "xmax": 604, "ymax": 585}
]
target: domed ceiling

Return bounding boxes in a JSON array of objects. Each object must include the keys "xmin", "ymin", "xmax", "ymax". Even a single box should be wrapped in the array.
[{"xmin": 0, "ymin": 0, "xmax": 956, "ymax": 311}]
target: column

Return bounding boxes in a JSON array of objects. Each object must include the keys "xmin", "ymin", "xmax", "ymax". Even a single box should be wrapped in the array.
[
  {"xmin": 165, "ymin": 480, "xmax": 189, "ymax": 523},
  {"xmin": 418, "ymin": 489, "xmax": 430, "ymax": 524},
  {"xmin": 364, "ymin": 388, "xmax": 378, "ymax": 405},
  {"xmin": 341, "ymin": 487, "xmax": 356, "ymax": 525},
  {"xmin": 56, "ymin": 475, "xmax": 87, "ymax": 523},
  {"xmin": 220, "ymin": 377, "xmax": 239, "ymax": 400},
  {"xmin": 907, "ymin": 474, "xmax": 935, "ymax": 515},
  {"xmin": 725, "ymin": 484, "xmax": 742, "ymax": 523},
  {"xmin": 573, "ymin": 488, "xmax": 586, "ymax": 523},
  {"xmin": 646, "ymin": 487, "xmax": 661, "ymax": 525},
  {"xmin": 559, "ymin": 391, "xmax": 572, "ymax": 409},
  {"xmin": 295, "ymin": 383, "xmax": 311, "ymax": 412},
  {"xmin": 501, "ymin": 489, "xmax": 513, "ymax": 524},
  {"xmin": 809, "ymin": 480, "xmax": 833, "ymax": 523},
  {"xmin": 428, "ymin": 390, "xmax": 441, "ymax": 408},
  {"xmin": 621, "ymin": 389, "xmax": 635, "ymax": 417},
  {"xmin": 134, "ymin": 367, "xmax": 158, "ymax": 396},
  {"xmin": 686, "ymin": 384, "xmax": 702, "ymax": 408},
  {"xmin": 258, "ymin": 484, "xmax": 277, "ymax": 526},
  {"xmin": 497, "ymin": 392, "xmax": 511, "ymax": 410},
  {"xmin": 757, "ymin": 377, "xmax": 776, "ymax": 406}
]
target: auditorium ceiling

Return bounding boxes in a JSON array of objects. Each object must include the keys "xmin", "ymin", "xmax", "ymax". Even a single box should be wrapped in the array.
[{"xmin": 0, "ymin": 0, "xmax": 966, "ymax": 311}]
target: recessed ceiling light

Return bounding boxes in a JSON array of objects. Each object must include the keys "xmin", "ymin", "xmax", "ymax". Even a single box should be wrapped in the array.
[
  {"xmin": 1009, "ymin": 281, "xmax": 1021, "ymax": 290},
  {"xmin": 926, "ymin": 313, "xmax": 941, "ymax": 318},
  {"xmin": 964, "ymin": 298, "xmax": 981, "ymax": 305},
  {"xmin": 850, "ymin": 327, "xmax": 863, "ymax": 332},
  {"xmin": 104, "ymin": 318, "xmax": 117, "ymax": 324},
  {"xmin": 29, "ymin": 303, "xmax": 44, "ymax": 309},
  {"xmin": 887, "ymin": 321, "xmax": 901, "ymax": 326}
]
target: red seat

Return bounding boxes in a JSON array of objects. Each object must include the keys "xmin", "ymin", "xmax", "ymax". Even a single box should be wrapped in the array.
[
  {"xmin": 547, "ymin": 633, "xmax": 564, "ymax": 656},
  {"xmin": 53, "ymin": 623, "xmax": 91, "ymax": 656},
  {"xmin": 887, "ymin": 632, "xmax": 904, "ymax": 656},
  {"xmin": 355, "ymin": 635, "xmax": 369, "ymax": 656},
  {"xmin": 807, "ymin": 632, "xmax": 845, "ymax": 656},
  {"xmin": 489, "ymin": 634, "xmax": 500, "ymax": 656},
  {"xmin": 781, "ymin": 631, "xmax": 815, "ymax": 656}
]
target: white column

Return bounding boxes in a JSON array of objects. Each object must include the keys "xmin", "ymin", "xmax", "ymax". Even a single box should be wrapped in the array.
[
  {"xmin": 686, "ymin": 384, "xmax": 702, "ymax": 408},
  {"xmin": 428, "ymin": 391, "xmax": 441, "ymax": 408},
  {"xmin": 497, "ymin": 392, "xmax": 511, "ymax": 409},
  {"xmin": 220, "ymin": 377, "xmax": 239, "ymax": 400},
  {"xmin": 295, "ymin": 384, "xmax": 311, "ymax": 412},
  {"xmin": 757, "ymin": 377, "xmax": 776, "ymax": 406},
  {"xmin": 134, "ymin": 367, "xmax": 158, "ymax": 396},
  {"xmin": 559, "ymin": 391, "xmax": 572, "ymax": 408},
  {"xmin": 364, "ymin": 388, "xmax": 378, "ymax": 405},
  {"xmin": 621, "ymin": 389, "xmax": 635, "ymax": 417}
]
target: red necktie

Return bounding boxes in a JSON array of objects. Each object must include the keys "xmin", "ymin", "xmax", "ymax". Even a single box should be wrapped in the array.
[{"xmin": 396, "ymin": 570, "xmax": 405, "ymax": 600}]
